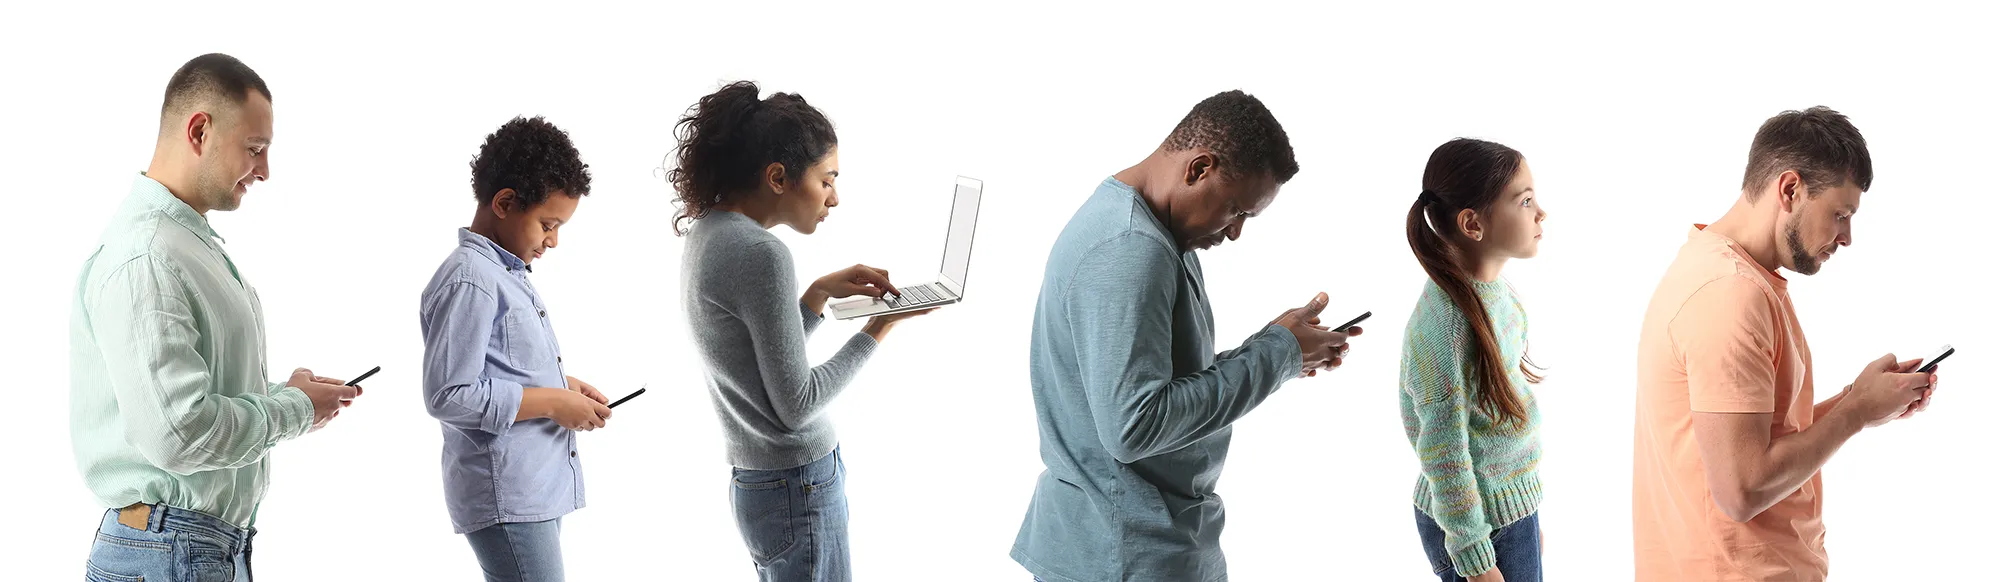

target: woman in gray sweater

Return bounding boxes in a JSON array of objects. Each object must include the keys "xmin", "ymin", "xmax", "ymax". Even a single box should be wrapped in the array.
[{"xmin": 669, "ymin": 80, "xmax": 931, "ymax": 582}]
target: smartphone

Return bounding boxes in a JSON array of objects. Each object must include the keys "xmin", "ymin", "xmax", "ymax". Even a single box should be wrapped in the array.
[
  {"xmin": 608, "ymin": 386, "xmax": 647, "ymax": 409},
  {"xmin": 346, "ymin": 366, "xmax": 380, "ymax": 387},
  {"xmin": 1917, "ymin": 345, "xmax": 1954, "ymax": 374},
  {"xmin": 1332, "ymin": 311, "xmax": 1371, "ymax": 333}
]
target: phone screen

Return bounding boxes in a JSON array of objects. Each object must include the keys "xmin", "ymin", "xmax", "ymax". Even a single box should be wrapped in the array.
[{"xmin": 1917, "ymin": 345, "xmax": 1954, "ymax": 373}]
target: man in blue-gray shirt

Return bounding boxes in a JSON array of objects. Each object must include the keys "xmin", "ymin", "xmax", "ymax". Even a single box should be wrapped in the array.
[
  {"xmin": 419, "ymin": 116, "xmax": 612, "ymax": 582},
  {"xmin": 1012, "ymin": 91, "xmax": 1361, "ymax": 582}
]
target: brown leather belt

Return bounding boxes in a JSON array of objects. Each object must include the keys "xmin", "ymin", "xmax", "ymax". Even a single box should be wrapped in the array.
[{"xmin": 116, "ymin": 502, "xmax": 151, "ymax": 531}]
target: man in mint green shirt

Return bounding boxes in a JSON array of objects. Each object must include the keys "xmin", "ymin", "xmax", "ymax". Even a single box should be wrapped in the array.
[{"xmin": 70, "ymin": 53, "xmax": 361, "ymax": 582}]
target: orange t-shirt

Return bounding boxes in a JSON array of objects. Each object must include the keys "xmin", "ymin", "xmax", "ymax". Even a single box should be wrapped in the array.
[{"xmin": 1633, "ymin": 225, "xmax": 1826, "ymax": 581}]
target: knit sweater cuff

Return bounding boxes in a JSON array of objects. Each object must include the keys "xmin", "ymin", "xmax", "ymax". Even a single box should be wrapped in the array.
[{"xmin": 1451, "ymin": 538, "xmax": 1498, "ymax": 578}]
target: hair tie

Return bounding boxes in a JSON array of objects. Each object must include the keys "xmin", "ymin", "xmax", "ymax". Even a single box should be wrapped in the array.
[{"xmin": 1418, "ymin": 189, "xmax": 1440, "ymax": 205}]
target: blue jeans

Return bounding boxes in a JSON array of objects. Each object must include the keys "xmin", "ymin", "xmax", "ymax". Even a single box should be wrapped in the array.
[
  {"xmin": 731, "ymin": 446, "xmax": 849, "ymax": 582},
  {"xmin": 1416, "ymin": 507, "xmax": 1541, "ymax": 582},
  {"xmin": 464, "ymin": 518, "xmax": 565, "ymax": 582},
  {"xmin": 85, "ymin": 504, "xmax": 254, "ymax": 582}
]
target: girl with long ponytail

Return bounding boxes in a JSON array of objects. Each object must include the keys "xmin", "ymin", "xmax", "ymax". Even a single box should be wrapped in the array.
[{"xmin": 1399, "ymin": 138, "xmax": 1549, "ymax": 582}]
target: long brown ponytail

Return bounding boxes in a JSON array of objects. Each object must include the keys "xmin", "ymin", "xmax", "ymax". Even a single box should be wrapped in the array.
[{"xmin": 1406, "ymin": 138, "xmax": 1543, "ymax": 426}]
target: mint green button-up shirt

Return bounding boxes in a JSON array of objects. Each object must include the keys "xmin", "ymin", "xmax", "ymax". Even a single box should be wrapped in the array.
[{"xmin": 69, "ymin": 173, "xmax": 315, "ymax": 528}]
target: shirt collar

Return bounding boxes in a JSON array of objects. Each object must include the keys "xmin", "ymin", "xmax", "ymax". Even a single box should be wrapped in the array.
[
  {"xmin": 132, "ymin": 172, "xmax": 226, "ymax": 245},
  {"xmin": 458, "ymin": 227, "xmax": 531, "ymax": 273}
]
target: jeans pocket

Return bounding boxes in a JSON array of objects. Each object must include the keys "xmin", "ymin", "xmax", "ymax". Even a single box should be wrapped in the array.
[
  {"xmin": 84, "ymin": 561, "xmax": 146, "ymax": 582},
  {"xmin": 86, "ymin": 531, "xmax": 169, "ymax": 582},
  {"xmin": 177, "ymin": 532, "xmax": 237, "ymax": 582},
  {"xmin": 731, "ymin": 474, "xmax": 795, "ymax": 562},
  {"xmin": 1413, "ymin": 508, "xmax": 1455, "ymax": 575}
]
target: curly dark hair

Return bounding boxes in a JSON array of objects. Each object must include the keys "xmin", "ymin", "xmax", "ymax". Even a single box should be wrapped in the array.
[
  {"xmin": 667, "ymin": 80, "xmax": 838, "ymax": 235},
  {"xmin": 471, "ymin": 116, "xmax": 592, "ymax": 209},
  {"xmin": 1160, "ymin": 90, "xmax": 1299, "ymax": 184},
  {"xmin": 1741, "ymin": 106, "xmax": 1871, "ymax": 200}
]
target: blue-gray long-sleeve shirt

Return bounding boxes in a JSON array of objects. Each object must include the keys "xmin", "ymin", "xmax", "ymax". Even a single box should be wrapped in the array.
[
  {"xmin": 418, "ymin": 228, "xmax": 582, "ymax": 534},
  {"xmin": 1012, "ymin": 178, "xmax": 1302, "ymax": 582}
]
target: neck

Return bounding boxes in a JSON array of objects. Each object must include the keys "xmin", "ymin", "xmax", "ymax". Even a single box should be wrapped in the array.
[
  {"xmin": 714, "ymin": 193, "xmax": 782, "ymax": 230},
  {"xmin": 1703, "ymin": 194, "xmax": 1782, "ymax": 272},
  {"xmin": 1116, "ymin": 149, "xmax": 1177, "ymax": 241},
  {"xmin": 145, "ymin": 147, "xmax": 209, "ymax": 216},
  {"xmin": 1459, "ymin": 247, "xmax": 1507, "ymax": 283},
  {"xmin": 467, "ymin": 214, "xmax": 503, "ymax": 244}
]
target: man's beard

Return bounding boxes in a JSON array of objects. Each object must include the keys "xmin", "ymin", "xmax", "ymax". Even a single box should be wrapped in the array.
[{"xmin": 1785, "ymin": 214, "xmax": 1821, "ymax": 275}]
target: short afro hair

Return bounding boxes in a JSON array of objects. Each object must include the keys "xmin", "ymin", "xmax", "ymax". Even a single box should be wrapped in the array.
[
  {"xmin": 160, "ymin": 53, "xmax": 271, "ymax": 132},
  {"xmin": 1161, "ymin": 90, "xmax": 1299, "ymax": 184},
  {"xmin": 471, "ymin": 116, "xmax": 592, "ymax": 209},
  {"xmin": 1741, "ymin": 106, "xmax": 1872, "ymax": 200}
]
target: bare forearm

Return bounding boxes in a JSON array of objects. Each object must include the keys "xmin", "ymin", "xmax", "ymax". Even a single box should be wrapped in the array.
[
  {"xmin": 1733, "ymin": 406, "xmax": 1864, "ymax": 519},
  {"xmin": 514, "ymin": 387, "xmax": 564, "ymax": 422}
]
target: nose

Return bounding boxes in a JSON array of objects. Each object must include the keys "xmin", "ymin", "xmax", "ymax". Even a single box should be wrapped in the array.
[
  {"xmin": 255, "ymin": 151, "xmax": 270, "ymax": 182},
  {"xmin": 1225, "ymin": 220, "xmax": 1244, "ymax": 241},
  {"xmin": 547, "ymin": 228, "xmax": 559, "ymax": 249},
  {"xmin": 827, "ymin": 190, "xmax": 839, "ymax": 208}
]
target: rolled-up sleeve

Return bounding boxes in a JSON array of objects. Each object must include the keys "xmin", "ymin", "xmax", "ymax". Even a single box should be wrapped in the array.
[{"xmin": 420, "ymin": 280, "xmax": 522, "ymax": 434}]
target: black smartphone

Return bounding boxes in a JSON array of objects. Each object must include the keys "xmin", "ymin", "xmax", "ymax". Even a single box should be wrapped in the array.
[
  {"xmin": 346, "ymin": 366, "xmax": 381, "ymax": 387},
  {"xmin": 1332, "ymin": 311, "xmax": 1371, "ymax": 332},
  {"xmin": 608, "ymin": 386, "xmax": 647, "ymax": 409},
  {"xmin": 1917, "ymin": 345, "xmax": 1954, "ymax": 374}
]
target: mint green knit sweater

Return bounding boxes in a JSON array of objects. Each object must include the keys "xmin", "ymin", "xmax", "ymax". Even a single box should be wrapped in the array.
[{"xmin": 1399, "ymin": 278, "xmax": 1543, "ymax": 577}]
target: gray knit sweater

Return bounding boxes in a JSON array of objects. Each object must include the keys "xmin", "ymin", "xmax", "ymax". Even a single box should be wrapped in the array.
[{"xmin": 681, "ymin": 211, "xmax": 879, "ymax": 470}]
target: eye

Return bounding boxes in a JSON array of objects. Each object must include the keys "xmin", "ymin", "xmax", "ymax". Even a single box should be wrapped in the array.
[
  {"xmin": 249, "ymin": 147, "xmax": 264, "ymax": 158},
  {"xmin": 1521, "ymin": 197, "xmax": 1533, "ymax": 207}
]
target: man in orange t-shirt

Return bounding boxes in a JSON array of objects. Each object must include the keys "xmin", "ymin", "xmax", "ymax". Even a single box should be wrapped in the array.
[{"xmin": 1633, "ymin": 106, "xmax": 1942, "ymax": 581}]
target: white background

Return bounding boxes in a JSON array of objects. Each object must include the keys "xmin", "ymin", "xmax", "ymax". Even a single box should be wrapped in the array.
[{"xmin": 4, "ymin": 1, "xmax": 1996, "ymax": 580}]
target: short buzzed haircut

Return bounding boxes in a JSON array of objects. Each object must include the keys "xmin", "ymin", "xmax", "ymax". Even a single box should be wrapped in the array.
[
  {"xmin": 1741, "ymin": 106, "xmax": 1872, "ymax": 200},
  {"xmin": 159, "ymin": 53, "xmax": 271, "ymax": 133},
  {"xmin": 1161, "ymin": 90, "xmax": 1300, "ymax": 184}
]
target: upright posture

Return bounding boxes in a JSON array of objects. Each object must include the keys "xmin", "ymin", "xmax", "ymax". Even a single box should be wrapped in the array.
[
  {"xmin": 1012, "ymin": 90, "xmax": 1359, "ymax": 582},
  {"xmin": 419, "ymin": 116, "xmax": 611, "ymax": 582},
  {"xmin": 1632, "ymin": 107, "xmax": 1939, "ymax": 581},
  {"xmin": 71, "ymin": 53, "xmax": 362, "ymax": 581},
  {"xmin": 1398, "ymin": 139, "xmax": 1549, "ymax": 582},
  {"xmin": 673, "ymin": 81, "xmax": 931, "ymax": 582}
]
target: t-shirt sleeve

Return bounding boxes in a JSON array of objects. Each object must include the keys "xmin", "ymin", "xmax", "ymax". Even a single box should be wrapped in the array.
[{"xmin": 1670, "ymin": 276, "xmax": 1780, "ymax": 413}]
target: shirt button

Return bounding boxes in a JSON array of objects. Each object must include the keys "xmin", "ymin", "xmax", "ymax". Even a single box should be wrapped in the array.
[
  {"xmin": 539, "ymin": 310, "xmax": 547, "ymax": 317},
  {"xmin": 570, "ymin": 451, "xmax": 577, "ymax": 457}
]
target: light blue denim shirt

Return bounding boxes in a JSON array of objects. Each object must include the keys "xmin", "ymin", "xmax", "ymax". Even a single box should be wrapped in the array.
[{"xmin": 418, "ymin": 228, "xmax": 582, "ymax": 534}]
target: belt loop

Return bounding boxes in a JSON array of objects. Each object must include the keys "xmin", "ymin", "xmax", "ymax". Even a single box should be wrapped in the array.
[{"xmin": 148, "ymin": 503, "xmax": 166, "ymax": 533}]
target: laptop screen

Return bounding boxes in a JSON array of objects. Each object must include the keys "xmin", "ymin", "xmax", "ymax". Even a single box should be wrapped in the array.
[{"xmin": 939, "ymin": 177, "xmax": 983, "ymax": 291}]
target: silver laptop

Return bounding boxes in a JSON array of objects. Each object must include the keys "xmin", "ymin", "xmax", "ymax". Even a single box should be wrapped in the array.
[{"xmin": 829, "ymin": 176, "xmax": 983, "ymax": 320}]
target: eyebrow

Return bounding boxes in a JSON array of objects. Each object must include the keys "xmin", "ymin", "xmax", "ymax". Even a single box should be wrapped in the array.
[
  {"xmin": 248, "ymin": 137, "xmax": 271, "ymax": 147},
  {"xmin": 1516, "ymin": 187, "xmax": 1535, "ymax": 199},
  {"xmin": 827, "ymin": 170, "xmax": 840, "ymax": 178}
]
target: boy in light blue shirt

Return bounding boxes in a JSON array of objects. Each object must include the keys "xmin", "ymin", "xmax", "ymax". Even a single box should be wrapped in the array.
[{"xmin": 418, "ymin": 116, "xmax": 612, "ymax": 582}]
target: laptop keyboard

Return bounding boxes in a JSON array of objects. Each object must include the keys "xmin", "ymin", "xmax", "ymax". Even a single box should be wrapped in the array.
[{"xmin": 884, "ymin": 283, "xmax": 947, "ymax": 308}]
